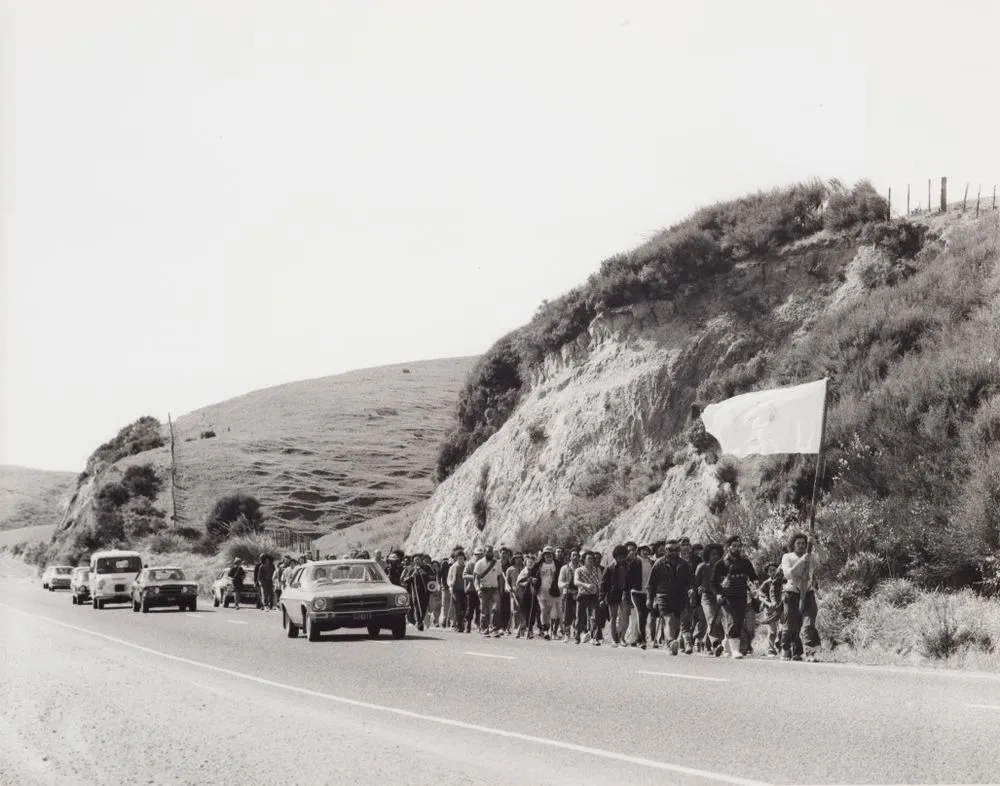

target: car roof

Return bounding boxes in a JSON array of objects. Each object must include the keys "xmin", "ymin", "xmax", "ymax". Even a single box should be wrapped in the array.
[
  {"xmin": 49, "ymin": 565, "xmax": 73, "ymax": 569},
  {"xmin": 303, "ymin": 559, "xmax": 376, "ymax": 568},
  {"xmin": 145, "ymin": 566, "xmax": 183, "ymax": 571},
  {"xmin": 91, "ymin": 550, "xmax": 142, "ymax": 558}
]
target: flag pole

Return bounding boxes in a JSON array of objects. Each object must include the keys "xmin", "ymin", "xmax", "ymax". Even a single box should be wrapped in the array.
[{"xmin": 801, "ymin": 378, "xmax": 829, "ymax": 611}]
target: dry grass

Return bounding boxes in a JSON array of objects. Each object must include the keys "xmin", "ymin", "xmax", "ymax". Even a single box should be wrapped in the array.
[
  {"xmin": 0, "ymin": 524, "xmax": 57, "ymax": 549},
  {"xmin": 312, "ymin": 500, "xmax": 426, "ymax": 557},
  {"xmin": 0, "ymin": 466, "xmax": 76, "ymax": 531}
]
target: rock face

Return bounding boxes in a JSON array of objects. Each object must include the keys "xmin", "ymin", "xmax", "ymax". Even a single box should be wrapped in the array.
[{"xmin": 405, "ymin": 236, "xmax": 865, "ymax": 557}]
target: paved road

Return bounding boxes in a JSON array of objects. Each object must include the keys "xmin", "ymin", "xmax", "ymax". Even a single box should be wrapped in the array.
[{"xmin": 1, "ymin": 557, "xmax": 998, "ymax": 786}]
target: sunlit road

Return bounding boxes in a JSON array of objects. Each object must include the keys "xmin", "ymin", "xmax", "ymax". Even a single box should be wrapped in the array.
[{"xmin": 1, "ymin": 557, "xmax": 998, "ymax": 786}]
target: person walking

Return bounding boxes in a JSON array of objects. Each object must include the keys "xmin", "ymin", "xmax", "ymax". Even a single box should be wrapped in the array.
[
  {"xmin": 473, "ymin": 545, "xmax": 503, "ymax": 635},
  {"xmin": 600, "ymin": 545, "xmax": 631, "ymax": 647},
  {"xmin": 558, "ymin": 550, "xmax": 580, "ymax": 643},
  {"xmin": 463, "ymin": 547, "xmax": 483, "ymax": 633},
  {"xmin": 781, "ymin": 532, "xmax": 821, "ymax": 662},
  {"xmin": 447, "ymin": 551, "xmax": 468, "ymax": 632},
  {"xmin": 529, "ymin": 546, "xmax": 561, "ymax": 640},
  {"xmin": 516, "ymin": 554, "xmax": 539, "ymax": 639},
  {"xmin": 626, "ymin": 544, "xmax": 654, "ymax": 649},
  {"xmin": 257, "ymin": 554, "xmax": 276, "ymax": 611},
  {"xmin": 228, "ymin": 557, "xmax": 246, "ymax": 610},
  {"xmin": 696, "ymin": 544, "xmax": 725, "ymax": 656},
  {"xmin": 711, "ymin": 535, "xmax": 758, "ymax": 659},
  {"xmin": 573, "ymin": 552, "xmax": 601, "ymax": 645},
  {"xmin": 506, "ymin": 553, "xmax": 524, "ymax": 636},
  {"xmin": 647, "ymin": 539, "xmax": 695, "ymax": 655}
]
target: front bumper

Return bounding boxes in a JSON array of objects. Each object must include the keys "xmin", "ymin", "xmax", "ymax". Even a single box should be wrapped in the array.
[
  {"xmin": 307, "ymin": 607, "xmax": 408, "ymax": 630},
  {"xmin": 144, "ymin": 594, "xmax": 195, "ymax": 607},
  {"xmin": 50, "ymin": 579, "xmax": 71, "ymax": 589}
]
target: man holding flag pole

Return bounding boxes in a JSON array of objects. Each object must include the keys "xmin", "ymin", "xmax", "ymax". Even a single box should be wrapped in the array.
[{"xmin": 700, "ymin": 377, "xmax": 828, "ymax": 662}]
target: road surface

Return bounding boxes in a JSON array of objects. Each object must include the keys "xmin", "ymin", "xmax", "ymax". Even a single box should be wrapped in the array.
[{"xmin": 1, "ymin": 557, "xmax": 998, "ymax": 786}]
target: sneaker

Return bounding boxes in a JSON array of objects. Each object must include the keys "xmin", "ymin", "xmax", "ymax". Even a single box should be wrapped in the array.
[
  {"xmin": 684, "ymin": 647, "xmax": 693, "ymax": 655},
  {"xmin": 669, "ymin": 640, "xmax": 680, "ymax": 656},
  {"xmin": 640, "ymin": 643, "xmax": 647, "ymax": 650},
  {"xmin": 594, "ymin": 640, "xmax": 601, "ymax": 646},
  {"xmin": 582, "ymin": 633, "xmax": 591, "ymax": 644},
  {"xmin": 651, "ymin": 642, "xmax": 660, "ymax": 650},
  {"xmin": 732, "ymin": 651, "xmax": 744, "ymax": 660},
  {"xmin": 792, "ymin": 654, "xmax": 803, "ymax": 662},
  {"xmin": 713, "ymin": 644, "xmax": 725, "ymax": 658},
  {"xmin": 780, "ymin": 653, "xmax": 792, "ymax": 661}
]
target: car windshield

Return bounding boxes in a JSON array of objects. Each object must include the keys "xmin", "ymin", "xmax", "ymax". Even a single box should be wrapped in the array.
[
  {"xmin": 54, "ymin": 567, "xmax": 73, "ymax": 575},
  {"xmin": 74, "ymin": 570, "xmax": 90, "ymax": 579},
  {"xmin": 95, "ymin": 556, "xmax": 143, "ymax": 574},
  {"xmin": 305, "ymin": 563, "xmax": 386, "ymax": 585},
  {"xmin": 148, "ymin": 569, "xmax": 186, "ymax": 581}
]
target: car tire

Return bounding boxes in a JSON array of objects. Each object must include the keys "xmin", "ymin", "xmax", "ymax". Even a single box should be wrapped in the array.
[
  {"xmin": 141, "ymin": 596, "xmax": 149, "ymax": 613},
  {"xmin": 305, "ymin": 612, "xmax": 321, "ymax": 642},
  {"xmin": 213, "ymin": 594, "xmax": 220, "ymax": 608},
  {"xmin": 132, "ymin": 596, "xmax": 140, "ymax": 612},
  {"xmin": 48, "ymin": 586, "xmax": 54, "ymax": 592},
  {"xmin": 190, "ymin": 600, "xmax": 197, "ymax": 612},
  {"xmin": 367, "ymin": 624, "xmax": 381, "ymax": 638},
  {"xmin": 390, "ymin": 619, "xmax": 406, "ymax": 639},
  {"xmin": 72, "ymin": 595, "xmax": 77, "ymax": 605},
  {"xmin": 282, "ymin": 608, "xmax": 299, "ymax": 639}
]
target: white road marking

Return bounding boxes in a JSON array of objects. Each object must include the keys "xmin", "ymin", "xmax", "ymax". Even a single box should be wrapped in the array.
[
  {"xmin": 637, "ymin": 670, "xmax": 729, "ymax": 683},
  {"xmin": 964, "ymin": 703, "xmax": 1000, "ymax": 711},
  {"xmin": 463, "ymin": 651, "xmax": 516, "ymax": 660},
  {"xmin": 5, "ymin": 606, "xmax": 773, "ymax": 786},
  {"xmin": 227, "ymin": 620, "xmax": 248, "ymax": 625}
]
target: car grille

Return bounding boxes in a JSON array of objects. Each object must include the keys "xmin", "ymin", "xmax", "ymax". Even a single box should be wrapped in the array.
[
  {"xmin": 114, "ymin": 584, "xmax": 126, "ymax": 592},
  {"xmin": 331, "ymin": 596, "xmax": 389, "ymax": 612},
  {"xmin": 159, "ymin": 585, "xmax": 184, "ymax": 594}
]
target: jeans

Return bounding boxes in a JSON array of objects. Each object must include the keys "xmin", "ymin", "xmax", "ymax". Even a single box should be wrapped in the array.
[
  {"xmin": 440, "ymin": 588, "xmax": 452, "ymax": 626},
  {"xmin": 498, "ymin": 591, "xmax": 512, "ymax": 631},
  {"xmin": 451, "ymin": 591, "xmax": 467, "ymax": 629},
  {"xmin": 721, "ymin": 596, "xmax": 747, "ymax": 640},
  {"xmin": 782, "ymin": 590, "xmax": 820, "ymax": 654},
  {"xmin": 630, "ymin": 592, "xmax": 649, "ymax": 644},
  {"xmin": 465, "ymin": 589, "xmax": 480, "ymax": 630},
  {"xmin": 606, "ymin": 599, "xmax": 628, "ymax": 643},
  {"xmin": 478, "ymin": 588, "xmax": 498, "ymax": 631},
  {"xmin": 259, "ymin": 581, "xmax": 274, "ymax": 610},
  {"xmin": 701, "ymin": 595, "xmax": 723, "ymax": 645},
  {"xmin": 575, "ymin": 594, "xmax": 598, "ymax": 641},
  {"xmin": 561, "ymin": 594, "xmax": 577, "ymax": 637},
  {"xmin": 537, "ymin": 593, "xmax": 559, "ymax": 626}
]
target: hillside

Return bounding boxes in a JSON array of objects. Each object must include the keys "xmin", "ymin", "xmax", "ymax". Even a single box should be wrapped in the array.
[
  {"xmin": 0, "ymin": 466, "xmax": 76, "ymax": 532},
  {"xmin": 49, "ymin": 357, "xmax": 475, "ymax": 562},
  {"xmin": 407, "ymin": 184, "xmax": 1000, "ymax": 603}
]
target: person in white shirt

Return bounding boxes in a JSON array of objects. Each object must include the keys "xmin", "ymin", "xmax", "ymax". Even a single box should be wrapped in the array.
[
  {"xmin": 558, "ymin": 550, "xmax": 581, "ymax": 642},
  {"xmin": 780, "ymin": 532, "xmax": 821, "ymax": 662},
  {"xmin": 473, "ymin": 545, "xmax": 503, "ymax": 635}
]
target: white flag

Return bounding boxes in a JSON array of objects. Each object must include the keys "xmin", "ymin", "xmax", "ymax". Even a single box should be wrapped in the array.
[{"xmin": 700, "ymin": 379, "xmax": 827, "ymax": 457}]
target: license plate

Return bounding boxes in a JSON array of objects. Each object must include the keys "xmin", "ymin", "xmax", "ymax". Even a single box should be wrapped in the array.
[{"xmin": 351, "ymin": 612, "xmax": 373, "ymax": 621}]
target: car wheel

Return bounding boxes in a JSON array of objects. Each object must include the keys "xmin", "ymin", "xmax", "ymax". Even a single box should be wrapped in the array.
[
  {"xmin": 282, "ymin": 608, "xmax": 299, "ymax": 639},
  {"xmin": 190, "ymin": 600, "xmax": 197, "ymax": 612},
  {"xmin": 48, "ymin": 585, "xmax": 54, "ymax": 592},
  {"xmin": 212, "ymin": 594, "xmax": 220, "ymax": 608},
  {"xmin": 141, "ymin": 595, "xmax": 149, "ymax": 613},
  {"xmin": 390, "ymin": 619, "xmax": 406, "ymax": 639},
  {"xmin": 305, "ymin": 612, "xmax": 321, "ymax": 642},
  {"xmin": 367, "ymin": 624, "xmax": 381, "ymax": 638}
]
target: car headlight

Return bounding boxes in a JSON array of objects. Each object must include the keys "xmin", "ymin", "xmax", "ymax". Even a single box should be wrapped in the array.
[
  {"xmin": 183, "ymin": 586, "xmax": 196, "ymax": 594},
  {"xmin": 150, "ymin": 587, "xmax": 159, "ymax": 594},
  {"xmin": 311, "ymin": 598, "xmax": 327, "ymax": 611},
  {"xmin": 395, "ymin": 594, "xmax": 410, "ymax": 607},
  {"xmin": 97, "ymin": 579, "xmax": 106, "ymax": 589}
]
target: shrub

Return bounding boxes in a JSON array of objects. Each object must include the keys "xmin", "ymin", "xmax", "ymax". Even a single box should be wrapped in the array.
[
  {"xmin": 824, "ymin": 180, "xmax": 888, "ymax": 230},
  {"xmin": 873, "ymin": 578, "xmax": 920, "ymax": 608},
  {"xmin": 147, "ymin": 533, "xmax": 188, "ymax": 554},
  {"xmin": 472, "ymin": 464, "xmax": 490, "ymax": 531},
  {"xmin": 122, "ymin": 464, "xmax": 161, "ymax": 499},
  {"xmin": 96, "ymin": 481, "xmax": 130, "ymax": 509},
  {"xmin": 173, "ymin": 526, "xmax": 202, "ymax": 542},
  {"xmin": 220, "ymin": 534, "xmax": 280, "ymax": 566},
  {"xmin": 200, "ymin": 430, "xmax": 217, "ymax": 439},
  {"xmin": 204, "ymin": 493, "xmax": 264, "ymax": 542},
  {"xmin": 526, "ymin": 423, "xmax": 547, "ymax": 444},
  {"xmin": 122, "ymin": 497, "xmax": 167, "ymax": 541},
  {"xmin": 85, "ymin": 416, "xmax": 165, "ymax": 476},
  {"xmin": 714, "ymin": 457, "xmax": 739, "ymax": 487}
]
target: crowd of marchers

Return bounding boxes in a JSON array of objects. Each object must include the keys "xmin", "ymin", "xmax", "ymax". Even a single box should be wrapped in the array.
[{"xmin": 254, "ymin": 532, "xmax": 822, "ymax": 661}]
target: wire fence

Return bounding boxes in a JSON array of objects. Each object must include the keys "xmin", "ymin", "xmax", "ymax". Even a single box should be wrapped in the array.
[{"xmin": 889, "ymin": 177, "xmax": 998, "ymax": 219}]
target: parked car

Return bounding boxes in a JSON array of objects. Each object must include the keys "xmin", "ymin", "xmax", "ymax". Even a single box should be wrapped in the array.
[
  {"xmin": 70, "ymin": 567, "xmax": 91, "ymax": 604},
  {"xmin": 130, "ymin": 566, "xmax": 199, "ymax": 612},
  {"xmin": 42, "ymin": 565, "xmax": 73, "ymax": 591},
  {"xmin": 89, "ymin": 549, "xmax": 144, "ymax": 609},
  {"xmin": 279, "ymin": 559, "xmax": 410, "ymax": 642},
  {"xmin": 210, "ymin": 570, "xmax": 260, "ymax": 608}
]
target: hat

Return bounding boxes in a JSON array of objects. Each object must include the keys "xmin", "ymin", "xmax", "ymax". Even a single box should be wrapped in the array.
[
  {"xmin": 233, "ymin": 557, "xmax": 242, "ymax": 564},
  {"xmin": 387, "ymin": 553, "xmax": 401, "ymax": 562},
  {"xmin": 638, "ymin": 544, "xmax": 651, "ymax": 554},
  {"xmin": 542, "ymin": 545, "xmax": 555, "ymax": 555}
]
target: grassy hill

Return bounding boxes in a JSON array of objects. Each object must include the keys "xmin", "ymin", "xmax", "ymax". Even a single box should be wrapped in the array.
[
  {"xmin": 44, "ymin": 357, "xmax": 475, "ymax": 565},
  {"xmin": 0, "ymin": 466, "xmax": 76, "ymax": 532}
]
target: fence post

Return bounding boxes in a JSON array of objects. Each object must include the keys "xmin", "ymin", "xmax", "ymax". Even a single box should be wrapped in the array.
[
  {"xmin": 963, "ymin": 184, "xmax": 969, "ymax": 212},
  {"xmin": 941, "ymin": 177, "xmax": 948, "ymax": 212},
  {"xmin": 168, "ymin": 413, "xmax": 178, "ymax": 526},
  {"xmin": 977, "ymin": 185, "xmax": 981, "ymax": 218},
  {"xmin": 928, "ymin": 179, "xmax": 932, "ymax": 214},
  {"xmin": 907, "ymin": 184, "xmax": 910, "ymax": 215},
  {"xmin": 887, "ymin": 187, "xmax": 892, "ymax": 219}
]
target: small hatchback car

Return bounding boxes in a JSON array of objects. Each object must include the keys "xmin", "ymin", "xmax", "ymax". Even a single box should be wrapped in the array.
[
  {"xmin": 42, "ymin": 565, "xmax": 74, "ymax": 591},
  {"xmin": 130, "ymin": 566, "xmax": 199, "ymax": 613},
  {"xmin": 70, "ymin": 567, "xmax": 91, "ymax": 604}
]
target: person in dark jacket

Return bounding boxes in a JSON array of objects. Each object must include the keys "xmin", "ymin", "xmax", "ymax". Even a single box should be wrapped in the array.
[
  {"xmin": 696, "ymin": 543, "xmax": 725, "ymax": 656},
  {"xmin": 599, "ymin": 545, "xmax": 631, "ymax": 646},
  {"xmin": 402, "ymin": 554, "xmax": 432, "ymax": 631},
  {"xmin": 386, "ymin": 551, "xmax": 405, "ymax": 586},
  {"xmin": 257, "ymin": 554, "xmax": 276, "ymax": 611},
  {"xmin": 679, "ymin": 536, "xmax": 703, "ymax": 652},
  {"xmin": 228, "ymin": 558, "xmax": 246, "ymax": 610},
  {"xmin": 711, "ymin": 535, "xmax": 758, "ymax": 659},
  {"xmin": 647, "ymin": 539, "xmax": 695, "ymax": 655},
  {"xmin": 625, "ymin": 544, "xmax": 654, "ymax": 649}
]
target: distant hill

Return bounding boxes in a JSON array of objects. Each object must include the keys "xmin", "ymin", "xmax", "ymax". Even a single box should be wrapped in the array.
[
  {"xmin": 52, "ymin": 357, "xmax": 476, "ymax": 561},
  {"xmin": 0, "ymin": 466, "xmax": 76, "ymax": 532}
]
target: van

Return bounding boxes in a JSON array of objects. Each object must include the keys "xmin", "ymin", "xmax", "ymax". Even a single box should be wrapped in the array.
[{"xmin": 89, "ymin": 550, "xmax": 143, "ymax": 609}]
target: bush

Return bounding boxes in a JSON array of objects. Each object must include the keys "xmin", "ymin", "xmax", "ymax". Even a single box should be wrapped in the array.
[
  {"xmin": 220, "ymin": 534, "xmax": 280, "ymax": 566},
  {"xmin": 173, "ymin": 526, "xmax": 203, "ymax": 542},
  {"xmin": 714, "ymin": 457, "xmax": 739, "ymax": 487},
  {"xmin": 122, "ymin": 464, "xmax": 161, "ymax": 499},
  {"xmin": 873, "ymin": 578, "xmax": 920, "ymax": 608},
  {"xmin": 204, "ymin": 494, "xmax": 264, "ymax": 542},
  {"xmin": 147, "ymin": 533, "xmax": 188, "ymax": 554},
  {"xmin": 122, "ymin": 497, "xmax": 167, "ymax": 541},
  {"xmin": 824, "ymin": 180, "xmax": 888, "ymax": 230},
  {"xmin": 85, "ymin": 416, "xmax": 165, "ymax": 476},
  {"xmin": 526, "ymin": 423, "xmax": 547, "ymax": 444},
  {"xmin": 200, "ymin": 430, "xmax": 217, "ymax": 439}
]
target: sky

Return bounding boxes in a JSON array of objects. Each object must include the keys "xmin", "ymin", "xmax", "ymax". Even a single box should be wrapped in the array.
[{"xmin": 2, "ymin": 0, "xmax": 999, "ymax": 472}]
